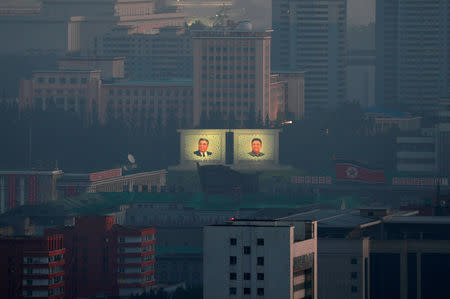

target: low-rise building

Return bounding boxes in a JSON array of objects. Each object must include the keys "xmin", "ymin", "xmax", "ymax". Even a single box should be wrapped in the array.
[
  {"xmin": 57, "ymin": 168, "xmax": 167, "ymax": 197},
  {"xmin": 99, "ymin": 79, "xmax": 194, "ymax": 128},
  {"xmin": 0, "ymin": 170, "xmax": 63, "ymax": 214}
]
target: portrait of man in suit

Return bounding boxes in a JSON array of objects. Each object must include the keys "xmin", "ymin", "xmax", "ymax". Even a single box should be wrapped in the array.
[
  {"xmin": 193, "ymin": 138, "xmax": 212, "ymax": 157},
  {"xmin": 248, "ymin": 138, "xmax": 264, "ymax": 157}
]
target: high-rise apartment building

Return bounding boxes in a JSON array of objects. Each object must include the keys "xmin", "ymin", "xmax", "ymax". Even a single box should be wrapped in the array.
[
  {"xmin": 192, "ymin": 25, "xmax": 273, "ymax": 127},
  {"xmin": 272, "ymin": 0, "xmax": 347, "ymax": 115},
  {"xmin": 375, "ymin": 0, "xmax": 450, "ymax": 115},
  {"xmin": 204, "ymin": 219, "xmax": 317, "ymax": 299},
  {"xmin": 0, "ymin": 233, "xmax": 65, "ymax": 298}
]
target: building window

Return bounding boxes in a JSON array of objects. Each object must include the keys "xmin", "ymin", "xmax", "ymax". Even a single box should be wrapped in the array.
[
  {"xmin": 257, "ymin": 257, "xmax": 264, "ymax": 266},
  {"xmin": 351, "ymin": 272, "xmax": 358, "ymax": 279},
  {"xmin": 230, "ymin": 238, "xmax": 237, "ymax": 246},
  {"xmin": 257, "ymin": 288, "xmax": 264, "ymax": 295},
  {"xmin": 244, "ymin": 288, "xmax": 251, "ymax": 295},
  {"xmin": 257, "ymin": 238, "xmax": 264, "ymax": 246},
  {"xmin": 230, "ymin": 272, "xmax": 237, "ymax": 280},
  {"xmin": 244, "ymin": 273, "xmax": 251, "ymax": 280},
  {"xmin": 229, "ymin": 287, "xmax": 237, "ymax": 295},
  {"xmin": 243, "ymin": 246, "xmax": 251, "ymax": 254},
  {"xmin": 351, "ymin": 258, "xmax": 357, "ymax": 265},
  {"xmin": 230, "ymin": 256, "xmax": 237, "ymax": 265},
  {"xmin": 257, "ymin": 273, "xmax": 264, "ymax": 280},
  {"xmin": 351, "ymin": 286, "xmax": 358, "ymax": 293}
]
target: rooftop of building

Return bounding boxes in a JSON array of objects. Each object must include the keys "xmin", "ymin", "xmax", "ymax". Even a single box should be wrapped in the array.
[
  {"xmin": 365, "ymin": 107, "xmax": 420, "ymax": 119},
  {"xmin": 279, "ymin": 209, "xmax": 382, "ymax": 228},
  {"xmin": 385, "ymin": 216, "xmax": 450, "ymax": 225},
  {"xmin": 0, "ymin": 169, "xmax": 62, "ymax": 175},
  {"xmin": 103, "ymin": 79, "xmax": 193, "ymax": 87}
]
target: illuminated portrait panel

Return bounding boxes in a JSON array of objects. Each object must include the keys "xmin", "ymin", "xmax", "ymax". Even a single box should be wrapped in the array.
[
  {"xmin": 181, "ymin": 130, "xmax": 226, "ymax": 163},
  {"xmin": 236, "ymin": 132, "xmax": 275, "ymax": 162}
]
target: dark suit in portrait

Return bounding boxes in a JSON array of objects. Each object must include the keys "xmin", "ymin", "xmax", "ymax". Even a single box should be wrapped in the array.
[
  {"xmin": 248, "ymin": 151, "xmax": 264, "ymax": 157},
  {"xmin": 194, "ymin": 150, "xmax": 212, "ymax": 157}
]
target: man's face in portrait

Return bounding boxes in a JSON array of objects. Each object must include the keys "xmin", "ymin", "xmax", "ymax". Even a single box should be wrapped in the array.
[
  {"xmin": 198, "ymin": 139, "xmax": 209, "ymax": 153},
  {"xmin": 251, "ymin": 140, "xmax": 262, "ymax": 155}
]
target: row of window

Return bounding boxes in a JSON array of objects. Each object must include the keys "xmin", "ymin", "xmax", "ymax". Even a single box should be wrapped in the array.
[
  {"xmin": 230, "ymin": 238, "xmax": 264, "ymax": 246},
  {"xmin": 230, "ymin": 256, "xmax": 264, "ymax": 265},
  {"xmin": 204, "ymin": 47, "xmax": 256, "ymax": 53},
  {"xmin": 230, "ymin": 272, "xmax": 264, "ymax": 280},
  {"xmin": 108, "ymin": 89, "xmax": 192, "ymax": 96},
  {"xmin": 108, "ymin": 99, "xmax": 192, "ymax": 105},
  {"xmin": 37, "ymin": 77, "xmax": 88, "ymax": 85},
  {"xmin": 229, "ymin": 287, "xmax": 264, "ymax": 296}
]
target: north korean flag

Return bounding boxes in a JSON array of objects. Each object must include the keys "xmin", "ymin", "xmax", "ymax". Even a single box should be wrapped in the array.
[{"xmin": 335, "ymin": 161, "xmax": 385, "ymax": 184}]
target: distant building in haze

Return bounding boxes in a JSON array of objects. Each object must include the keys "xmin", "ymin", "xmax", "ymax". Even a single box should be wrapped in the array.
[
  {"xmin": 0, "ymin": 0, "xmax": 185, "ymax": 55},
  {"xmin": 272, "ymin": 0, "xmax": 347, "ymax": 116},
  {"xmin": 192, "ymin": 25, "xmax": 273, "ymax": 127},
  {"xmin": 203, "ymin": 219, "xmax": 317, "ymax": 299},
  {"xmin": 192, "ymin": 24, "xmax": 305, "ymax": 127},
  {"xmin": 375, "ymin": 0, "xmax": 450, "ymax": 115},
  {"xmin": 99, "ymin": 79, "xmax": 194, "ymax": 128},
  {"xmin": 0, "ymin": 170, "xmax": 62, "ymax": 214},
  {"xmin": 90, "ymin": 26, "xmax": 193, "ymax": 80}
]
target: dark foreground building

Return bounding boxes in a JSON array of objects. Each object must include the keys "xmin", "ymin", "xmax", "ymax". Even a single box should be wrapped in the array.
[{"xmin": 49, "ymin": 215, "xmax": 156, "ymax": 298}]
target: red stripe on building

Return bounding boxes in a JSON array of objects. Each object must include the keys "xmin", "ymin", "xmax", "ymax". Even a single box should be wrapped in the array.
[
  {"xmin": 28, "ymin": 175, "xmax": 38, "ymax": 204},
  {"xmin": 8, "ymin": 175, "xmax": 16, "ymax": 210}
]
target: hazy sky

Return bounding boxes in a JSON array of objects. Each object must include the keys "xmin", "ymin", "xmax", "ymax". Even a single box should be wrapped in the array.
[{"xmin": 347, "ymin": 0, "xmax": 375, "ymax": 25}]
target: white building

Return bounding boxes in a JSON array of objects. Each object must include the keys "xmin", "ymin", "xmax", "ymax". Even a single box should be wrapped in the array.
[{"xmin": 204, "ymin": 219, "xmax": 317, "ymax": 299}]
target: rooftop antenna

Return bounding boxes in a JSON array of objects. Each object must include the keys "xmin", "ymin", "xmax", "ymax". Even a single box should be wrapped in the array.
[{"xmin": 123, "ymin": 154, "xmax": 137, "ymax": 171}]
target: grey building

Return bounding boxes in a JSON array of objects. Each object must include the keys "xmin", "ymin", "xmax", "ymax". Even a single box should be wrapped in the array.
[
  {"xmin": 375, "ymin": 0, "xmax": 450, "ymax": 115},
  {"xmin": 272, "ymin": 0, "xmax": 347, "ymax": 115},
  {"xmin": 90, "ymin": 26, "xmax": 193, "ymax": 80}
]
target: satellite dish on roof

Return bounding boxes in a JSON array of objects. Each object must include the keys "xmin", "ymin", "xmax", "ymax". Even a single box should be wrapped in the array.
[{"xmin": 128, "ymin": 154, "xmax": 136, "ymax": 164}]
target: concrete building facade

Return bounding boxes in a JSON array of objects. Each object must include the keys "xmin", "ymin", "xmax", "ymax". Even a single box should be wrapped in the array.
[
  {"xmin": 204, "ymin": 219, "xmax": 317, "ymax": 299},
  {"xmin": 100, "ymin": 79, "xmax": 194, "ymax": 128},
  {"xmin": 192, "ymin": 28, "xmax": 273, "ymax": 127}
]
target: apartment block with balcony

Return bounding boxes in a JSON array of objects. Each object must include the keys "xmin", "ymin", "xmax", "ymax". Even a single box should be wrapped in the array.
[
  {"xmin": 115, "ymin": 225, "xmax": 156, "ymax": 296},
  {"xmin": 48, "ymin": 215, "xmax": 156, "ymax": 298},
  {"xmin": 0, "ymin": 233, "xmax": 65, "ymax": 299},
  {"xmin": 204, "ymin": 219, "xmax": 317, "ymax": 299}
]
